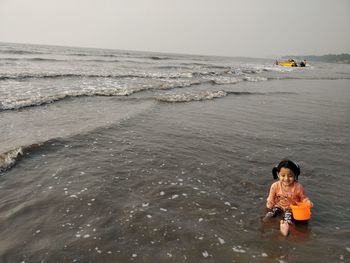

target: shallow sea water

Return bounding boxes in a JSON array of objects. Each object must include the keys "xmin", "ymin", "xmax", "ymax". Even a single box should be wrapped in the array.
[{"xmin": 0, "ymin": 43, "xmax": 349, "ymax": 262}]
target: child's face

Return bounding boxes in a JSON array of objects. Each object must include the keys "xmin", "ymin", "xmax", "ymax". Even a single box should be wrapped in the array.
[{"xmin": 278, "ymin": 167, "xmax": 296, "ymax": 187}]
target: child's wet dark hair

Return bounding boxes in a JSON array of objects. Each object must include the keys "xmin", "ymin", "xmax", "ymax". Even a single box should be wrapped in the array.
[{"xmin": 272, "ymin": 159, "xmax": 300, "ymax": 180}]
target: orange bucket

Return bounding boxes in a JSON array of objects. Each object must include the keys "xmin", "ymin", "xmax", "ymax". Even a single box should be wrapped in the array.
[{"xmin": 290, "ymin": 202, "xmax": 312, "ymax": 221}]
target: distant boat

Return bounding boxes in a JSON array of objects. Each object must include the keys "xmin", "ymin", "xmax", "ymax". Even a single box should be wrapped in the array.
[
  {"xmin": 276, "ymin": 60, "xmax": 298, "ymax": 67},
  {"xmin": 276, "ymin": 60, "xmax": 306, "ymax": 67}
]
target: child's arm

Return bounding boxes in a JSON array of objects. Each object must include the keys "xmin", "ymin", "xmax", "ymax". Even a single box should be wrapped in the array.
[
  {"xmin": 263, "ymin": 183, "xmax": 278, "ymax": 222},
  {"xmin": 266, "ymin": 183, "xmax": 277, "ymax": 209},
  {"xmin": 298, "ymin": 183, "xmax": 313, "ymax": 207}
]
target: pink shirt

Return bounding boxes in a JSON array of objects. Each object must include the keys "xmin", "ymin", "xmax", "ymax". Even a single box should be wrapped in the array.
[{"xmin": 266, "ymin": 181, "xmax": 310, "ymax": 211}]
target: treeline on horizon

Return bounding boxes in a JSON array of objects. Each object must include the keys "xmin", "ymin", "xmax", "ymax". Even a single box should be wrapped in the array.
[{"xmin": 282, "ymin": 53, "xmax": 350, "ymax": 64}]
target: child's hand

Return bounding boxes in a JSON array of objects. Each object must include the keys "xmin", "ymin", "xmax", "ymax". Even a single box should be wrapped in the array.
[{"xmin": 304, "ymin": 199, "xmax": 313, "ymax": 207}]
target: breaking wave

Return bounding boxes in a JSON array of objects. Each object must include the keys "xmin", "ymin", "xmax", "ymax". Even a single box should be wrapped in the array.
[
  {"xmin": 0, "ymin": 80, "xmax": 203, "ymax": 110},
  {"xmin": 0, "ymin": 88, "xmax": 133, "ymax": 110},
  {"xmin": 1, "ymin": 57, "xmax": 61, "ymax": 62},
  {"xmin": 0, "ymin": 49, "xmax": 46, "ymax": 55},
  {"xmin": 0, "ymin": 57, "xmax": 124, "ymax": 63},
  {"xmin": 0, "ymin": 73, "xmax": 140, "ymax": 81},
  {"xmin": 0, "ymin": 139, "xmax": 65, "ymax": 174},
  {"xmin": 0, "ymin": 71, "xmax": 198, "ymax": 81},
  {"xmin": 148, "ymin": 56, "xmax": 172, "ymax": 60},
  {"xmin": 156, "ymin": 90, "xmax": 281, "ymax": 103},
  {"xmin": 0, "ymin": 147, "xmax": 24, "ymax": 173}
]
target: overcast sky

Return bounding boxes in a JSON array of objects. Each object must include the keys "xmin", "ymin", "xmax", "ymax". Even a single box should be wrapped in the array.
[{"xmin": 0, "ymin": 0, "xmax": 349, "ymax": 58}]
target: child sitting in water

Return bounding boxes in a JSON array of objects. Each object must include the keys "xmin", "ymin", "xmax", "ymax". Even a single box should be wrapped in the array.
[{"xmin": 264, "ymin": 159, "xmax": 313, "ymax": 236}]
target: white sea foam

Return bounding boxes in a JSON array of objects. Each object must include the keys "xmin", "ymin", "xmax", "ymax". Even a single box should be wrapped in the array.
[
  {"xmin": 202, "ymin": 251, "xmax": 209, "ymax": 258},
  {"xmin": 202, "ymin": 75, "xmax": 241, "ymax": 84},
  {"xmin": 243, "ymin": 76, "xmax": 268, "ymax": 82},
  {"xmin": 232, "ymin": 246, "xmax": 246, "ymax": 253},
  {"xmin": 157, "ymin": 90, "xmax": 227, "ymax": 103},
  {"xmin": 218, "ymin": 237, "xmax": 225, "ymax": 244}
]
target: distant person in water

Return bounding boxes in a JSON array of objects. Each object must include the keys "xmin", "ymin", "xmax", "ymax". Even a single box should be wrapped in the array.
[
  {"xmin": 263, "ymin": 159, "xmax": 313, "ymax": 236},
  {"xmin": 288, "ymin": 59, "xmax": 298, "ymax": 67},
  {"xmin": 299, "ymin": 60, "xmax": 306, "ymax": 67}
]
